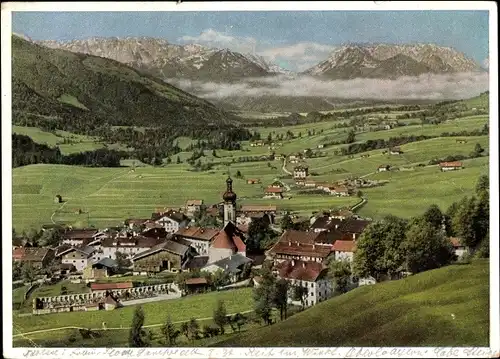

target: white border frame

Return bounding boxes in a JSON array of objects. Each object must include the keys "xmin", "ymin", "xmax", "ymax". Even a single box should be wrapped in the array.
[{"xmin": 2, "ymin": 2, "xmax": 498, "ymax": 358}]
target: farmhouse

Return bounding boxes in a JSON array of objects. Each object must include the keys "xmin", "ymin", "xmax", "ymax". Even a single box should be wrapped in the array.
[
  {"xmin": 338, "ymin": 218, "xmax": 372, "ymax": 240},
  {"xmin": 12, "ymin": 247, "xmax": 54, "ymax": 270},
  {"xmin": 325, "ymin": 185, "xmax": 350, "ymax": 197},
  {"xmin": 58, "ymin": 246, "xmax": 95, "ymax": 272},
  {"xmin": 378, "ymin": 165, "xmax": 391, "ymax": 172},
  {"xmin": 202, "ymin": 254, "xmax": 253, "ymax": 284},
  {"xmin": 310, "ymin": 215, "xmax": 345, "ymax": 233},
  {"xmin": 332, "ymin": 240, "xmax": 357, "ymax": 262},
  {"xmin": 125, "ymin": 218, "xmax": 149, "ymax": 230},
  {"xmin": 175, "ymin": 227, "xmax": 220, "ymax": 256},
  {"xmin": 141, "ymin": 227, "xmax": 169, "ymax": 239},
  {"xmin": 61, "ymin": 229, "xmax": 99, "ymax": 246},
  {"xmin": 152, "ymin": 210, "xmax": 189, "ymax": 233},
  {"xmin": 456, "ymin": 139, "xmax": 468, "ymax": 144},
  {"xmin": 268, "ymin": 230, "xmax": 333, "ymax": 263},
  {"xmin": 185, "ymin": 200, "xmax": 203, "ymax": 217},
  {"xmin": 389, "ymin": 147, "xmax": 403, "ymax": 155},
  {"xmin": 449, "ymin": 237, "xmax": 468, "ymax": 259},
  {"xmin": 264, "ymin": 186, "xmax": 284, "ymax": 199},
  {"xmin": 182, "ymin": 255, "xmax": 210, "ymax": 272},
  {"xmin": 131, "ymin": 240, "xmax": 193, "ymax": 274},
  {"xmin": 83, "ymin": 258, "xmax": 118, "ymax": 280},
  {"xmin": 184, "ymin": 277, "xmax": 211, "ymax": 294},
  {"xmin": 293, "ymin": 165, "xmax": 309, "ymax": 179},
  {"xmin": 98, "ymin": 235, "xmax": 164, "ymax": 261},
  {"xmin": 246, "ymin": 178, "xmax": 261, "ymax": 185},
  {"xmin": 439, "ymin": 161, "xmax": 463, "ymax": 172},
  {"xmin": 274, "ymin": 259, "xmax": 332, "ymax": 307}
]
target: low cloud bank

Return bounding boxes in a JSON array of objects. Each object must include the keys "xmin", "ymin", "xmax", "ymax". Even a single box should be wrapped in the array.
[{"xmin": 167, "ymin": 72, "xmax": 489, "ymax": 101}]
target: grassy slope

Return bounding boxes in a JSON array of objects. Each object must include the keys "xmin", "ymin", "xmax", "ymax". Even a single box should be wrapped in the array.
[
  {"xmin": 216, "ymin": 260, "xmax": 489, "ymax": 347},
  {"xmin": 13, "ymin": 288, "xmax": 253, "ymax": 333}
]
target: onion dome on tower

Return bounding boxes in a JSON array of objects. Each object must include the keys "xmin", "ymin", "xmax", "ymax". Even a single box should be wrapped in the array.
[{"xmin": 222, "ymin": 177, "xmax": 237, "ymax": 203}]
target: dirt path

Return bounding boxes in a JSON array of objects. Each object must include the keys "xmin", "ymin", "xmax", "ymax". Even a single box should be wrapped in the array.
[{"xmin": 282, "ymin": 158, "xmax": 292, "ymax": 175}]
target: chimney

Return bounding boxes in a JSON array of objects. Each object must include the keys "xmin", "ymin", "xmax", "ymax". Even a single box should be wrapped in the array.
[
  {"xmin": 291, "ymin": 259, "xmax": 295, "ymax": 266},
  {"xmin": 302, "ymin": 262, "xmax": 306, "ymax": 268},
  {"xmin": 288, "ymin": 241, "xmax": 291, "ymax": 246}
]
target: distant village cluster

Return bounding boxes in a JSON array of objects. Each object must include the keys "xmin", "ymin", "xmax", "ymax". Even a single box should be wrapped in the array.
[{"xmin": 13, "ymin": 176, "xmax": 467, "ymax": 315}]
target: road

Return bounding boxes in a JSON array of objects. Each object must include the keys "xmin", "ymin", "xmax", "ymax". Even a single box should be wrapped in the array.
[{"xmin": 282, "ymin": 158, "xmax": 292, "ymax": 175}]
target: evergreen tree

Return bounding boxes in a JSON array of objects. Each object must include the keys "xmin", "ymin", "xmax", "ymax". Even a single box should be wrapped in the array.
[
  {"xmin": 273, "ymin": 278, "xmax": 289, "ymax": 321},
  {"xmin": 160, "ymin": 314, "xmax": 179, "ymax": 346},
  {"xmin": 253, "ymin": 265, "xmax": 276, "ymax": 325},
  {"xmin": 213, "ymin": 300, "xmax": 228, "ymax": 334},
  {"xmin": 128, "ymin": 306, "xmax": 150, "ymax": 347}
]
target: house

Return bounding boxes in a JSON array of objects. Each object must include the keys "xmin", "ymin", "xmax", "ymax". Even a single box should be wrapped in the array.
[
  {"xmin": 61, "ymin": 229, "xmax": 99, "ymax": 246},
  {"xmin": 238, "ymin": 205, "xmax": 277, "ymax": 226},
  {"xmin": 325, "ymin": 185, "xmax": 350, "ymax": 197},
  {"xmin": 53, "ymin": 263, "xmax": 76, "ymax": 277},
  {"xmin": 246, "ymin": 179, "xmax": 261, "ymax": 185},
  {"xmin": 330, "ymin": 209, "xmax": 354, "ymax": 220},
  {"xmin": 175, "ymin": 227, "xmax": 220, "ymax": 256},
  {"xmin": 317, "ymin": 144, "xmax": 324, "ymax": 149},
  {"xmin": 439, "ymin": 161, "xmax": 463, "ymax": 172},
  {"xmin": 456, "ymin": 139, "xmax": 468, "ymax": 144},
  {"xmin": 124, "ymin": 219, "xmax": 149, "ymax": 230},
  {"xmin": 182, "ymin": 256, "xmax": 210, "ymax": 272},
  {"xmin": 131, "ymin": 240, "xmax": 193, "ymax": 274},
  {"xmin": 274, "ymin": 259, "xmax": 333, "ymax": 307},
  {"xmin": 293, "ymin": 165, "xmax": 309, "ymax": 179},
  {"xmin": 378, "ymin": 165, "xmax": 391, "ymax": 172},
  {"xmin": 304, "ymin": 180, "xmax": 316, "ymax": 188},
  {"xmin": 389, "ymin": 147, "xmax": 402, "ymax": 155},
  {"xmin": 185, "ymin": 277, "xmax": 211, "ymax": 294},
  {"xmin": 12, "ymin": 247, "xmax": 54, "ymax": 269},
  {"xmin": 152, "ymin": 210, "xmax": 189, "ymax": 233},
  {"xmin": 208, "ymin": 222, "xmax": 246, "ymax": 264},
  {"xmin": 58, "ymin": 246, "xmax": 95, "ymax": 272},
  {"xmin": 332, "ymin": 240, "xmax": 357, "ymax": 261},
  {"xmin": 100, "ymin": 235, "xmax": 163, "ymax": 261},
  {"xmin": 264, "ymin": 186, "xmax": 284, "ymax": 199},
  {"xmin": 310, "ymin": 215, "xmax": 345, "ymax": 233},
  {"xmin": 141, "ymin": 227, "xmax": 169, "ymax": 239},
  {"xmin": 449, "ymin": 237, "xmax": 468, "ymax": 259},
  {"xmin": 338, "ymin": 218, "xmax": 372, "ymax": 240},
  {"xmin": 185, "ymin": 200, "xmax": 203, "ymax": 217},
  {"xmin": 268, "ymin": 232, "xmax": 333, "ymax": 264},
  {"xmin": 250, "ymin": 140, "xmax": 264, "ymax": 147},
  {"xmin": 83, "ymin": 258, "xmax": 118, "ymax": 280},
  {"xmin": 202, "ymin": 254, "xmax": 253, "ymax": 283}
]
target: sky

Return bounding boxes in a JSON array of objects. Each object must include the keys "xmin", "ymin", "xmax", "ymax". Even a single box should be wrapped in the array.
[{"xmin": 12, "ymin": 11, "xmax": 489, "ymax": 72}]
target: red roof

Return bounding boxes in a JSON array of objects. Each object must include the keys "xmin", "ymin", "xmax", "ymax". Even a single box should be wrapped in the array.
[
  {"xmin": 449, "ymin": 237, "xmax": 464, "ymax": 248},
  {"xmin": 175, "ymin": 227, "xmax": 220, "ymax": 241},
  {"xmin": 439, "ymin": 161, "xmax": 463, "ymax": 167},
  {"xmin": 269, "ymin": 241, "xmax": 332, "ymax": 258},
  {"xmin": 276, "ymin": 260, "xmax": 327, "ymax": 282},
  {"xmin": 265, "ymin": 187, "xmax": 283, "ymax": 193},
  {"xmin": 12, "ymin": 248, "xmax": 25, "ymax": 260},
  {"xmin": 185, "ymin": 277, "xmax": 209, "ymax": 285},
  {"xmin": 90, "ymin": 282, "xmax": 133, "ymax": 291},
  {"xmin": 211, "ymin": 225, "xmax": 246, "ymax": 253},
  {"xmin": 332, "ymin": 240, "xmax": 356, "ymax": 252}
]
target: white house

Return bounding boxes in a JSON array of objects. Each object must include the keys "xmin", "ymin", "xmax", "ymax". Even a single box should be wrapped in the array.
[
  {"xmin": 332, "ymin": 240, "xmax": 356, "ymax": 262},
  {"xmin": 174, "ymin": 227, "xmax": 220, "ymax": 256},
  {"xmin": 201, "ymin": 254, "xmax": 253, "ymax": 283},
  {"xmin": 275, "ymin": 259, "xmax": 333, "ymax": 307},
  {"xmin": 58, "ymin": 246, "xmax": 95, "ymax": 272},
  {"xmin": 207, "ymin": 222, "xmax": 246, "ymax": 264},
  {"xmin": 450, "ymin": 237, "xmax": 468, "ymax": 259},
  {"xmin": 185, "ymin": 200, "xmax": 203, "ymax": 217},
  {"xmin": 152, "ymin": 210, "xmax": 189, "ymax": 233},
  {"xmin": 378, "ymin": 165, "xmax": 390, "ymax": 172},
  {"xmin": 293, "ymin": 165, "xmax": 309, "ymax": 179},
  {"xmin": 100, "ymin": 236, "xmax": 163, "ymax": 260}
]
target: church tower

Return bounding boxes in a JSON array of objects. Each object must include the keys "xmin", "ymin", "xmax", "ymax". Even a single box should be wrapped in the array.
[{"xmin": 222, "ymin": 176, "xmax": 237, "ymax": 226}]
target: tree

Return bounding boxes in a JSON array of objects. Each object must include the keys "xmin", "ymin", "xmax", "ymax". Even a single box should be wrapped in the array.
[
  {"xmin": 213, "ymin": 300, "xmax": 228, "ymax": 334},
  {"xmin": 247, "ymin": 217, "xmax": 275, "ymax": 253},
  {"xmin": 211, "ymin": 269, "xmax": 230, "ymax": 288},
  {"xmin": 346, "ymin": 129, "xmax": 356, "ymax": 144},
  {"xmin": 451, "ymin": 193, "xmax": 488, "ymax": 252},
  {"xmin": 212, "ymin": 149, "xmax": 217, "ymax": 157},
  {"xmin": 128, "ymin": 306, "xmax": 150, "ymax": 347},
  {"xmin": 22, "ymin": 263, "xmax": 36, "ymax": 286},
  {"xmin": 273, "ymin": 279, "xmax": 289, "ymax": 321},
  {"xmin": 187, "ymin": 318, "xmax": 200, "ymax": 340},
  {"xmin": 292, "ymin": 285, "xmax": 308, "ymax": 309},
  {"xmin": 421, "ymin": 204, "xmax": 444, "ymax": 230},
  {"xmin": 475, "ymin": 175, "xmax": 489, "ymax": 196},
  {"xmin": 115, "ymin": 251, "xmax": 132, "ymax": 270},
  {"xmin": 280, "ymin": 214, "xmax": 294, "ymax": 232},
  {"xmin": 39, "ymin": 229, "xmax": 61, "ymax": 247},
  {"xmin": 12, "ymin": 261, "xmax": 22, "ymax": 281},
  {"xmin": 473, "ymin": 143, "xmax": 485, "ymax": 156},
  {"xmin": 328, "ymin": 259, "xmax": 352, "ymax": 294},
  {"xmin": 166, "ymin": 157, "xmax": 172, "ymax": 164},
  {"xmin": 232, "ymin": 313, "xmax": 247, "ymax": 332},
  {"xmin": 235, "ymin": 170, "xmax": 242, "ymax": 178},
  {"xmin": 253, "ymin": 265, "xmax": 276, "ymax": 325},
  {"xmin": 356, "ymin": 190, "xmax": 364, "ymax": 198},
  {"xmin": 176, "ymin": 156, "xmax": 181, "ymax": 164},
  {"xmin": 180, "ymin": 322, "xmax": 190, "ymax": 340},
  {"xmin": 402, "ymin": 220, "xmax": 455, "ymax": 274},
  {"xmin": 161, "ymin": 314, "xmax": 179, "ymax": 345}
]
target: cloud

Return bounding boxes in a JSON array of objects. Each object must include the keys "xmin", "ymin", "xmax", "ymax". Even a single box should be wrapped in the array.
[
  {"xmin": 258, "ymin": 42, "xmax": 337, "ymax": 71},
  {"xmin": 178, "ymin": 28, "xmax": 257, "ymax": 54},
  {"xmin": 482, "ymin": 57, "xmax": 489, "ymax": 69},
  {"xmin": 167, "ymin": 72, "xmax": 489, "ymax": 101}
]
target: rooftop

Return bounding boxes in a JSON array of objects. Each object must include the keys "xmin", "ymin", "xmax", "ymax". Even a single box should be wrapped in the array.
[
  {"xmin": 175, "ymin": 227, "xmax": 220, "ymax": 241},
  {"xmin": 275, "ymin": 259, "xmax": 327, "ymax": 282}
]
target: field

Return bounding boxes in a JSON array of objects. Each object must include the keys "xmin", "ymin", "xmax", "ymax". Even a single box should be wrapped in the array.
[
  {"xmin": 12, "ymin": 111, "xmax": 489, "ymax": 231},
  {"xmin": 216, "ymin": 260, "xmax": 489, "ymax": 347},
  {"xmin": 13, "ymin": 287, "xmax": 253, "ymax": 335}
]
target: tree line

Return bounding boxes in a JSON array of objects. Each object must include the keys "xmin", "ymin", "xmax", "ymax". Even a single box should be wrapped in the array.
[{"xmin": 12, "ymin": 134, "xmax": 123, "ymax": 168}]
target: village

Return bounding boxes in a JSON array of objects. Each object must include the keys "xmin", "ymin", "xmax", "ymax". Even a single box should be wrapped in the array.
[{"xmin": 13, "ymin": 171, "xmax": 468, "ymax": 317}]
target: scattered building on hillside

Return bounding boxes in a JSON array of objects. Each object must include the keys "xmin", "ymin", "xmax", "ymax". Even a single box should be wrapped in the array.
[
  {"xmin": 378, "ymin": 164, "xmax": 391, "ymax": 172},
  {"xmin": 246, "ymin": 178, "xmax": 261, "ymax": 185},
  {"xmin": 293, "ymin": 165, "xmax": 309, "ymax": 179},
  {"xmin": 264, "ymin": 186, "xmax": 284, "ymax": 199},
  {"xmin": 389, "ymin": 147, "xmax": 402, "ymax": 155},
  {"xmin": 202, "ymin": 254, "xmax": 253, "ymax": 284},
  {"xmin": 304, "ymin": 179, "xmax": 316, "ymax": 188},
  {"xmin": 152, "ymin": 210, "xmax": 189, "ymax": 233},
  {"xmin": 58, "ymin": 246, "xmax": 95, "ymax": 272},
  {"xmin": 83, "ymin": 258, "xmax": 118, "ymax": 280},
  {"xmin": 185, "ymin": 200, "xmax": 203, "ymax": 217},
  {"xmin": 456, "ymin": 139, "xmax": 468, "ymax": 144},
  {"xmin": 131, "ymin": 240, "xmax": 193, "ymax": 274},
  {"xmin": 54, "ymin": 194, "xmax": 63, "ymax": 204},
  {"xmin": 250, "ymin": 140, "xmax": 264, "ymax": 147},
  {"xmin": 12, "ymin": 247, "xmax": 54, "ymax": 270},
  {"xmin": 439, "ymin": 161, "xmax": 463, "ymax": 172},
  {"xmin": 325, "ymin": 185, "xmax": 350, "ymax": 197},
  {"xmin": 125, "ymin": 219, "xmax": 149, "ymax": 230},
  {"xmin": 274, "ymin": 259, "xmax": 333, "ymax": 307},
  {"xmin": 331, "ymin": 240, "xmax": 357, "ymax": 261},
  {"xmin": 449, "ymin": 237, "xmax": 468, "ymax": 259},
  {"xmin": 330, "ymin": 209, "xmax": 354, "ymax": 220}
]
